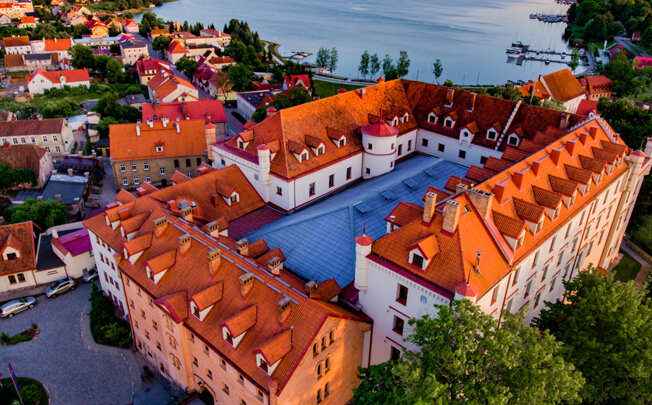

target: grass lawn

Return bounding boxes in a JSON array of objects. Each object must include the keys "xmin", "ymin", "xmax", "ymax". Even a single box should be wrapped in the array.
[
  {"xmin": 0, "ymin": 377, "xmax": 48, "ymax": 405},
  {"xmin": 612, "ymin": 251, "xmax": 642, "ymax": 282},
  {"xmin": 0, "ymin": 323, "xmax": 38, "ymax": 346},
  {"xmin": 313, "ymin": 79, "xmax": 364, "ymax": 99}
]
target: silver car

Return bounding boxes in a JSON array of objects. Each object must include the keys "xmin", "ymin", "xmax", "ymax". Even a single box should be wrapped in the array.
[
  {"xmin": 1, "ymin": 297, "xmax": 37, "ymax": 318},
  {"xmin": 83, "ymin": 268, "xmax": 98, "ymax": 283},
  {"xmin": 45, "ymin": 277, "xmax": 76, "ymax": 298}
]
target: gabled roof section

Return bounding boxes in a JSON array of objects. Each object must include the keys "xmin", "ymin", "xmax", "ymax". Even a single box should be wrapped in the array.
[
  {"xmin": 221, "ymin": 305, "xmax": 257, "ymax": 337},
  {"xmin": 124, "ymin": 232, "xmax": 152, "ymax": 256},
  {"xmin": 386, "ymin": 201, "xmax": 422, "ymax": 227},
  {"xmin": 191, "ymin": 281, "xmax": 223, "ymax": 311},
  {"xmin": 146, "ymin": 250, "xmax": 176, "ymax": 275},
  {"xmin": 0, "ymin": 221, "xmax": 35, "ymax": 276},
  {"xmin": 532, "ymin": 185, "xmax": 563, "ymax": 209},
  {"xmin": 513, "ymin": 198, "xmax": 544, "ymax": 223},
  {"xmin": 540, "ymin": 68, "xmax": 586, "ymax": 101},
  {"xmin": 492, "ymin": 211, "xmax": 525, "ymax": 239},
  {"xmin": 255, "ymin": 329, "xmax": 292, "ymax": 365}
]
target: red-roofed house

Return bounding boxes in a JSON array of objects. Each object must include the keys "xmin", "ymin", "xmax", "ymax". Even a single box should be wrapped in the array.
[
  {"xmin": 141, "ymin": 99, "xmax": 226, "ymax": 139},
  {"xmin": 135, "ymin": 56, "xmax": 171, "ymax": 85},
  {"xmin": 283, "ymin": 74, "xmax": 311, "ymax": 91},
  {"xmin": 41, "ymin": 226, "xmax": 94, "ymax": 279},
  {"xmin": 121, "ymin": 18, "xmax": 139, "ymax": 33},
  {"xmin": 519, "ymin": 69, "xmax": 586, "ymax": 113},
  {"xmin": 17, "ymin": 16, "xmax": 35, "ymax": 28},
  {"xmin": 579, "ymin": 75, "xmax": 613, "ymax": 100},
  {"xmin": 165, "ymin": 39, "xmax": 189, "ymax": 63},
  {"xmin": 575, "ymin": 99, "xmax": 598, "ymax": 116},
  {"xmin": 85, "ymin": 20, "xmax": 108, "ymax": 38},
  {"xmin": 43, "ymin": 38, "xmax": 73, "ymax": 59},
  {"xmin": 147, "ymin": 70, "xmax": 198, "ymax": 103},
  {"xmin": 0, "ymin": 221, "xmax": 37, "ymax": 293},
  {"xmin": 26, "ymin": 68, "xmax": 90, "ymax": 94}
]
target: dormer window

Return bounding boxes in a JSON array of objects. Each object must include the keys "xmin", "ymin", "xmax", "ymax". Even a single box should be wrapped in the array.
[
  {"xmin": 554, "ymin": 205, "xmax": 561, "ymax": 218},
  {"xmin": 147, "ymin": 267, "xmax": 154, "ymax": 281},
  {"xmin": 402, "ymin": 112, "xmax": 409, "ymax": 123},
  {"xmin": 225, "ymin": 330, "xmax": 233, "ymax": 345},
  {"xmin": 391, "ymin": 117, "xmax": 399, "ymax": 126},
  {"xmin": 517, "ymin": 230, "xmax": 525, "ymax": 247},
  {"xmin": 6, "ymin": 252, "xmax": 17, "ymax": 260},
  {"xmin": 192, "ymin": 302, "xmax": 200, "ymax": 318},
  {"xmin": 156, "ymin": 145, "xmax": 164, "ymax": 152},
  {"xmin": 487, "ymin": 129, "xmax": 498, "ymax": 141},
  {"xmin": 317, "ymin": 145, "xmax": 325, "ymax": 155},
  {"xmin": 230, "ymin": 194, "xmax": 239, "ymax": 204},
  {"xmin": 301, "ymin": 152, "xmax": 308, "ymax": 161},
  {"xmin": 258, "ymin": 357, "xmax": 269, "ymax": 373},
  {"xmin": 444, "ymin": 117, "xmax": 454, "ymax": 128},
  {"xmin": 411, "ymin": 252, "xmax": 424, "ymax": 268},
  {"xmin": 338, "ymin": 137, "xmax": 346, "ymax": 147},
  {"xmin": 507, "ymin": 134, "xmax": 520, "ymax": 146},
  {"xmin": 570, "ymin": 191, "xmax": 577, "ymax": 205},
  {"xmin": 536, "ymin": 218, "xmax": 544, "ymax": 232},
  {"xmin": 237, "ymin": 139, "xmax": 244, "ymax": 149},
  {"xmin": 427, "ymin": 113, "xmax": 437, "ymax": 124}
]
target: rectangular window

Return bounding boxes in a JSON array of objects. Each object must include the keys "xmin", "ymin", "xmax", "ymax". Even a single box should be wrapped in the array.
[
  {"xmin": 542, "ymin": 265, "xmax": 549, "ymax": 281},
  {"xmin": 396, "ymin": 284, "xmax": 408, "ymax": 305},
  {"xmin": 276, "ymin": 186, "xmax": 282, "ymax": 196},
  {"xmin": 346, "ymin": 167, "xmax": 352, "ymax": 180},
  {"xmin": 160, "ymin": 167, "xmax": 165, "ymax": 175},
  {"xmin": 144, "ymin": 162, "xmax": 149, "ymax": 171},
  {"xmin": 30, "ymin": 137, "xmax": 35, "ymax": 144},
  {"xmin": 20, "ymin": 137, "xmax": 26, "ymax": 144},
  {"xmin": 397, "ymin": 144, "xmax": 403, "ymax": 156},
  {"xmin": 506, "ymin": 298, "xmax": 513, "ymax": 312},
  {"xmin": 557, "ymin": 250, "xmax": 564, "ymax": 266},
  {"xmin": 512, "ymin": 267, "xmax": 520, "ymax": 285},
  {"xmin": 550, "ymin": 277, "xmax": 557, "ymax": 291},
  {"xmin": 122, "ymin": 178, "xmax": 128, "ymax": 186},
  {"xmin": 422, "ymin": 138, "xmax": 429, "ymax": 147},
  {"xmin": 186, "ymin": 158, "xmax": 191, "ymax": 167},
  {"xmin": 146, "ymin": 176, "xmax": 151, "ymax": 183},
  {"xmin": 174, "ymin": 159, "xmax": 179, "ymax": 168},
  {"xmin": 438, "ymin": 143, "xmax": 445, "ymax": 152},
  {"xmin": 549, "ymin": 236, "xmax": 557, "ymax": 252},
  {"xmin": 392, "ymin": 315, "xmax": 404, "ymax": 336},
  {"xmin": 367, "ymin": 143, "xmax": 373, "ymax": 150},
  {"xmin": 524, "ymin": 280, "xmax": 532, "ymax": 298},
  {"xmin": 599, "ymin": 230, "xmax": 605, "ymax": 244},
  {"xmin": 328, "ymin": 174, "xmax": 334, "ymax": 188},
  {"xmin": 491, "ymin": 285, "xmax": 500, "ymax": 304},
  {"xmin": 133, "ymin": 177, "xmax": 139, "ymax": 185},
  {"xmin": 532, "ymin": 251, "xmax": 539, "ymax": 267},
  {"xmin": 120, "ymin": 164, "xmax": 125, "ymax": 173},
  {"xmin": 390, "ymin": 346, "xmax": 401, "ymax": 361},
  {"xmin": 52, "ymin": 135, "xmax": 58, "ymax": 142},
  {"xmin": 480, "ymin": 156, "xmax": 488, "ymax": 164},
  {"xmin": 8, "ymin": 275, "xmax": 16, "ymax": 284},
  {"xmin": 196, "ymin": 158, "xmax": 202, "ymax": 166},
  {"xmin": 309, "ymin": 182, "xmax": 315, "ymax": 196},
  {"xmin": 407, "ymin": 140, "xmax": 412, "ymax": 151},
  {"xmin": 458, "ymin": 150, "xmax": 466, "ymax": 159},
  {"xmin": 55, "ymin": 146, "xmax": 60, "ymax": 153},
  {"xmin": 222, "ymin": 384, "xmax": 229, "ymax": 395},
  {"xmin": 565, "ymin": 223, "xmax": 572, "ymax": 238},
  {"xmin": 131, "ymin": 163, "xmax": 137, "ymax": 171},
  {"xmin": 42, "ymin": 135, "xmax": 48, "ymax": 142},
  {"xmin": 534, "ymin": 291, "xmax": 542, "ymax": 308}
]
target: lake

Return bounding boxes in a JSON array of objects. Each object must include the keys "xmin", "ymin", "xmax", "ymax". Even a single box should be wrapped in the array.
[{"xmin": 140, "ymin": 0, "xmax": 572, "ymax": 84}]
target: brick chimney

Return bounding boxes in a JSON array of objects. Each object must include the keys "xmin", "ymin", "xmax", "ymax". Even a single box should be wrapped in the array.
[
  {"xmin": 55, "ymin": 194, "xmax": 61, "ymax": 203},
  {"xmin": 456, "ymin": 183, "xmax": 468, "ymax": 194},
  {"xmin": 565, "ymin": 139, "xmax": 576, "ymax": 155},
  {"xmin": 208, "ymin": 248, "xmax": 221, "ymax": 275},
  {"xmin": 268, "ymin": 256, "xmax": 282, "ymax": 275},
  {"xmin": 67, "ymin": 168, "xmax": 73, "ymax": 176},
  {"xmin": 236, "ymin": 238, "xmax": 249, "ymax": 256},
  {"xmin": 277, "ymin": 296, "xmax": 292, "ymax": 323},
  {"xmin": 442, "ymin": 200, "xmax": 461, "ymax": 234},
  {"xmin": 153, "ymin": 216, "xmax": 168, "ymax": 238},
  {"xmin": 445, "ymin": 88, "xmax": 455, "ymax": 106},
  {"xmin": 423, "ymin": 191, "xmax": 437, "ymax": 223},
  {"xmin": 588, "ymin": 126, "xmax": 598, "ymax": 139},
  {"xmin": 206, "ymin": 220, "xmax": 220, "ymax": 238},
  {"xmin": 531, "ymin": 160, "xmax": 541, "ymax": 176},
  {"xmin": 512, "ymin": 170, "xmax": 525, "ymax": 189},
  {"xmin": 559, "ymin": 112, "xmax": 570, "ymax": 130},
  {"xmin": 550, "ymin": 148, "xmax": 562, "ymax": 166},
  {"xmin": 180, "ymin": 205, "xmax": 193, "ymax": 222},
  {"xmin": 178, "ymin": 233, "xmax": 191, "ymax": 255},
  {"xmin": 239, "ymin": 273, "xmax": 254, "ymax": 297},
  {"xmin": 304, "ymin": 280, "xmax": 318, "ymax": 296},
  {"xmin": 467, "ymin": 188, "xmax": 493, "ymax": 219}
]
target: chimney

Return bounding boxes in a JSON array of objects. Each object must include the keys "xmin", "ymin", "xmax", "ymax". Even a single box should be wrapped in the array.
[
  {"xmin": 512, "ymin": 170, "xmax": 525, "ymax": 189},
  {"xmin": 442, "ymin": 200, "xmax": 461, "ymax": 234},
  {"xmin": 236, "ymin": 238, "xmax": 249, "ymax": 256},
  {"xmin": 176, "ymin": 123, "xmax": 180, "ymax": 134},
  {"xmin": 445, "ymin": 88, "xmax": 455, "ymax": 106},
  {"xmin": 92, "ymin": 150, "xmax": 97, "ymax": 158},
  {"xmin": 178, "ymin": 233, "xmax": 191, "ymax": 255},
  {"xmin": 579, "ymin": 132, "xmax": 588, "ymax": 145},
  {"xmin": 182, "ymin": 100, "xmax": 187, "ymax": 116},
  {"xmin": 153, "ymin": 98, "xmax": 160, "ymax": 109},
  {"xmin": 389, "ymin": 215, "xmax": 395, "ymax": 232},
  {"xmin": 208, "ymin": 248, "xmax": 221, "ymax": 275},
  {"xmin": 550, "ymin": 148, "xmax": 562, "ymax": 166},
  {"xmin": 67, "ymin": 168, "xmax": 73, "ymax": 177},
  {"xmin": 180, "ymin": 205, "xmax": 192, "ymax": 222},
  {"xmin": 147, "ymin": 119, "xmax": 153, "ymax": 128},
  {"xmin": 565, "ymin": 139, "xmax": 576, "ymax": 155},
  {"xmin": 277, "ymin": 296, "xmax": 292, "ymax": 323},
  {"xmin": 84, "ymin": 171, "xmax": 89, "ymax": 178},
  {"xmin": 588, "ymin": 126, "xmax": 598, "ymax": 139},
  {"xmin": 423, "ymin": 191, "xmax": 437, "ymax": 223},
  {"xmin": 239, "ymin": 273, "xmax": 254, "ymax": 297},
  {"xmin": 153, "ymin": 216, "xmax": 168, "ymax": 237},
  {"xmin": 136, "ymin": 125, "xmax": 140, "ymax": 136},
  {"xmin": 78, "ymin": 151, "xmax": 83, "ymax": 157},
  {"xmin": 206, "ymin": 220, "xmax": 220, "ymax": 238},
  {"xmin": 268, "ymin": 256, "xmax": 282, "ymax": 275},
  {"xmin": 211, "ymin": 194, "xmax": 220, "ymax": 206},
  {"xmin": 304, "ymin": 280, "xmax": 318, "ymax": 296},
  {"xmin": 357, "ymin": 87, "xmax": 365, "ymax": 100},
  {"xmin": 531, "ymin": 160, "xmax": 541, "ymax": 176},
  {"xmin": 559, "ymin": 112, "xmax": 570, "ymax": 129},
  {"xmin": 493, "ymin": 183, "xmax": 506, "ymax": 203},
  {"xmin": 162, "ymin": 117, "xmax": 168, "ymax": 127},
  {"xmin": 468, "ymin": 92, "xmax": 476, "ymax": 112},
  {"xmin": 456, "ymin": 183, "xmax": 468, "ymax": 194},
  {"xmin": 55, "ymin": 194, "xmax": 61, "ymax": 203},
  {"xmin": 467, "ymin": 188, "xmax": 493, "ymax": 219}
]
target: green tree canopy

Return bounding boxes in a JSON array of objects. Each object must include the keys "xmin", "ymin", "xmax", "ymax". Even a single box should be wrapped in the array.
[
  {"xmin": 0, "ymin": 162, "xmax": 37, "ymax": 193},
  {"xmin": 369, "ymin": 53, "xmax": 380, "ymax": 79},
  {"xmin": 8, "ymin": 199, "xmax": 68, "ymax": 229},
  {"xmin": 533, "ymin": 266, "xmax": 652, "ymax": 404},
  {"xmin": 152, "ymin": 35, "xmax": 171, "ymax": 52},
  {"xmin": 70, "ymin": 44, "xmax": 95, "ymax": 70},
  {"xmin": 354, "ymin": 300, "xmax": 583, "ymax": 404},
  {"xmin": 224, "ymin": 63, "xmax": 253, "ymax": 92},
  {"xmin": 175, "ymin": 57, "xmax": 198, "ymax": 79},
  {"xmin": 433, "ymin": 58, "xmax": 443, "ymax": 83},
  {"xmin": 359, "ymin": 50, "xmax": 370, "ymax": 80},
  {"xmin": 315, "ymin": 47, "xmax": 330, "ymax": 69},
  {"xmin": 396, "ymin": 51, "xmax": 410, "ymax": 78}
]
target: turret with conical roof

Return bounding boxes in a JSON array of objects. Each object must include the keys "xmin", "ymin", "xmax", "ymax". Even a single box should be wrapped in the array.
[{"xmin": 360, "ymin": 119, "xmax": 399, "ymax": 179}]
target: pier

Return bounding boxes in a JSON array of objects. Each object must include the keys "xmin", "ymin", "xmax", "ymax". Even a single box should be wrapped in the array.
[
  {"xmin": 529, "ymin": 13, "xmax": 568, "ymax": 23},
  {"xmin": 506, "ymin": 44, "xmax": 583, "ymax": 68}
]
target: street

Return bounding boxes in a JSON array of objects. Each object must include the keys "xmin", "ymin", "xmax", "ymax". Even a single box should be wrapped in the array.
[{"xmin": 0, "ymin": 282, "xmax": 141, "ymax": 405}]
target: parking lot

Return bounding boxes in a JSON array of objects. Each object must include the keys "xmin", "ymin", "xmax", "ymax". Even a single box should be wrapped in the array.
[{"xmin": 0, "ymin": 282, "xmax": 141, "ymax": 405}]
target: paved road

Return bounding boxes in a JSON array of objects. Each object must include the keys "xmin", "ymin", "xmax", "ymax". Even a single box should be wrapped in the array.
[
  {"xmin": 615, "ymin": 36, "xmax": 650, "ymax": 57},
  {"xmin": 224, "ymin": 106, "xmax": 244, "ymax": 136},
  {"xmin": 313, "ymin": 74, "xmax": 375, "ymax": 86},
  {"xmin": 0, "ymin": 282, "xmax": 141, "ymax": 405}
]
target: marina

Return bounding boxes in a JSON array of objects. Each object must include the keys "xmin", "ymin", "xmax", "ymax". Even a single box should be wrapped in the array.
[
  {"xmin": 506, "ymin": 42, "xmax": 580, "ymax": 67},
  {"xmin": 529, "ymin": 13, "xmax": 567, "ymax": 23}
]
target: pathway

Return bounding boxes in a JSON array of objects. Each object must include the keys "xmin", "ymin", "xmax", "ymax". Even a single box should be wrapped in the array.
[
  {"xmin": 620, "ymin": 241, "xmax": 651, "ymax": 286},
  {"xmin": 313, "ymin": 74, "xmax": 375, "ymax": 86},
  {"xmin": 614, "ymin": 36, "xmax": 650, "ymax": 57}
]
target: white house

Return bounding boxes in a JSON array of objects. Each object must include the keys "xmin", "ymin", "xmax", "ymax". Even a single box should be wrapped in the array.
[{"xmin": 26, "ymin": 68, "xmax": 90, "ymax": 95}]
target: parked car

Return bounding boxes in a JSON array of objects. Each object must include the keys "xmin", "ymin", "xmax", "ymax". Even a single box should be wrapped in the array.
[
  {"xmin": 45, "ymin": 277, "xmax": 76, "ymax": 298},
  {"xmin": 83, "ymin": 268, "xmax": 98, "ymax": 283},
  {"xmin": 1, "ymin": 297, "xmax": 37, "ymax": 318}
]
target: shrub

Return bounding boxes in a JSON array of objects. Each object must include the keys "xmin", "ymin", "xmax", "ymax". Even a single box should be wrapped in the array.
[{"xmin": 89, "ymin": 283, "xmax": 132, "ymax": 348}]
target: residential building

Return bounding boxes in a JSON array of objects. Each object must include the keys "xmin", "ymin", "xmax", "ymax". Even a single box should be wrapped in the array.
[
  {"xmin": 0, "ymin": 2, "xmax": 29, "ymax": 19},
  {"xmin": 13, "ymin": 169, "xmax": 90, "ymax": 218},
  {"xmin": 73, "ymin": 34, "xmax": 128, "ymax": 49},
  {"xmin": 235, "ymin": 90, "xmax": 277, "ymax": 120},
  {"xmin": 26, "ymin": 68, "xmax": 90, "ymax": 94},
  {"xmin": 635, "ymin": 56, "xmax": 652, "ymax": 69},
  {"xmin": 215, "ymin": 79, "xmax": 584, "ymax": 212},
  {"xmin": 4, "ymin": 53, "xmax": 59, "ymax": 72},
  {"xmin": 135, "ymin": 56, "xmax": 171, "ymax": 85},
  {"xmin": 579, "ymin": 75, "xmax": 613, "ymax": 101},
  {"xmin": 121, "ymin": 18, "xmax": 138, "ymax": 33},
  {"xmin": 109, "ymin": 119, "xmax": 215, "ymax": 189},
  {"xmin": 3, "ymin": 35, "xmax": 31, "ymax": 54},
  {"xmin": 576, "ymin": 99, "xmax": 598, "ymax": 116},
  {"xmin": 165, "ymin": 40, "xmax": 189, "ymax": 64},
  {"xmin": 42, "ymin": 38, "xmax": 73, "ymax": 59},
  {"xmin": 0, "ymin": 14, "xmax": 12, "ymax": 25},
  {"xmin": 0, "ymin": 221, "xmax": 37, "ymax": 293},
  {"xmin": 198, "ymin": 28, "xmax": 231, "ymax": 47},
  {"xmin": 83, "ymin": 165, "xmax": 370, "ymax": 403},
  {"xmin": 519, "ymin": 69, "xmax": 586, "ymax": 113},
  {"xmin": 120, "ymin": 40, "xmax": 149, "ymax": 65},
  {"xmin": 141, "ymin": 99, "xmax": 227, "ymax": 143},
  {"xmin": 147, "ymin": 70, "xmax": 198, "ymax": 103},
  {"xmin": 85, "ymin": 20, "xmax": 109, "ymax": 38},
  {"xmin": 149, "ymin": 27, "xmax": 169, "ymax": 41},
  {"xmin": 355, "ymin": 120, "xmax": 651, "ymax": 364},
  {"xmin": 283, "ymin": 74, "xmax": 311, "ymax": 91},
  {"xmin": 36, "ymin": 226, "xmax": 94, "ymax": 282},
  {"xmin": 0, "ymin": 117, "xmax": 74, "ymax": 159},
  {"xmin": 17, "ymin": 16, "xmax": 35, "ymax": 28},
  {"xmin": 0, "ymin": 143, "xmax": 53, "ymax": 187}
]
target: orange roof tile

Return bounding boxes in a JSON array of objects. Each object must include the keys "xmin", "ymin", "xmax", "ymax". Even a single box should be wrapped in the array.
[
  {"xmin": 540, "ymin": 69, "xmax": 586, "ymax": 101},
  {"xmin": 146, "ymin": 249, "xmax": 176, "ymax": 274},
  {"xmin": 256, "ymin": 329, "xmax": 292, "ymax": 365},
  {"xmin": 124, "ymin": 232, "xmax": 152, "ymax": 255},
  {"xmin": 44, "ymin": 38, "xmax": 72, "ymax": 51},
  {"xmin": 386, "ymin": 201, "xmax": 423, "ymax": 227},
  {"xmin": 2, "ymin": 35, "xmax": 29, "ymax": 47},
  {"xmin": 0, "ymin": 221, "xmax": 35, "ymax": 276},
  {"xmin": 222, "ymin": 304, "xmax": 257, "ymax": 336},
  {"xmin": 192, "ymin": 281, "xmax": 224, "ymax": 311}
]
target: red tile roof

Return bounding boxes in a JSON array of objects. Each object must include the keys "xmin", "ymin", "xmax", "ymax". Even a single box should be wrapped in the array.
[
  {"xmin": 3, "ymin": 35, "xmax": 29, "ymax": 48},
  {"xmin": 142, "ymin": 100, "xmax": 226, "ymax": 124},
  {"xmin": 26, "ymin": 68, "xmax": 90, "ymax": 85},
  {"xmin": 0, "ymin": 144, "xmax": 47, "ymax": 173},
  {"xmin": 0, "ymin": 221, "xmax": 35, "ymax": 276},
  {"xmin": 576, "ymin": 99, "xmax": 598, "ymax": 116},
  {"xmin": 44, "ymin": 38, "xmax": 72, "ymax": 51}
]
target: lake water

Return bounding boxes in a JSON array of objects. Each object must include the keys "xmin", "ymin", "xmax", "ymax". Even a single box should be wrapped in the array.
[{"xmin": 140, "ymin": 0, "xmax": 572, "ymax": 84}]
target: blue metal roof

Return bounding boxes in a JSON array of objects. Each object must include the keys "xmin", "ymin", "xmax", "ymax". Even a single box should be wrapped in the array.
[{"xmin": 246, "ymin": 155, "xmax": 467, "ymax": 287}]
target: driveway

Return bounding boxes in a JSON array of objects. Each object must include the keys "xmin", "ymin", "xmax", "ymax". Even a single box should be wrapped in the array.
[{"xmin": 0, "ymin": 282, "xmax": 141, "ymax": 405}]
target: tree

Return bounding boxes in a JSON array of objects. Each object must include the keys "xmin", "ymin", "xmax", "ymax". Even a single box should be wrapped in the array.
[
  {"xmin": 175, "ymin": 57, "xmax": 198, "ymax": 79},
  {"xmin": 152, "ymin": 35, "xmax": 171, "ymax": 52},
  {"xmin": 369, "ymin": 53, "xmax": 380, "ymax": 79},
  {"xmin": 70, "ymin": 44, "xmax": 94, "ymax": 69},
  {"xmin": 354, "ymin": 300, "xmax": 583, "ymax": 404},
  {"xmin": 328, "ymin": 47, "xmax": 338, "ymax": 74},
  {"xmin": 0, "ymin": 162, "xmax": 37, "ymax": 193},
  {"xmin": 105, "ymin": 58, "xmax": 124, "ymax": 84},
  {"xmin": 358, "ymin": 50, "xmax": 370, "ymax": 80},
  {"xmin": 541, "ymin": 98, "xmax": 566, "ymax": 111},
  {"xmin": 353, "ymin": 362, "xmax": 405, "ymax": 405},
  {"xmin": 396, "ymin": 51, "xmax": 410, "ymax": 78},
  {"xmin": 382, "ymin": 54, "xmax": 393, "ymax": 77},
  {"xmin": 96, "ymin": 117, "xmax": 120, "ymax": 138},
  {"xmin": 315, "ymin": 47, "xmax": 330, "ymax": 69},
  {"xmin": 533, "ymin": 266, "xmax": 652, "ymax": 404},
  {"xmin": 433, "ymin": 58, "xmax": 443, "ymax": 84},
  {"xmin": 7, "ymin": 199, "xmax": 68, "ymax": 229},
  {"xmin": 224, "ymin": 63, "xmax": 253, "ymax": 92},
  {"xmin": 568, "ymin": 49, "xmax": 580, "ymax": 72},
  {"xmin": 604, "ymin": 51, "xmax": 644, "ymax": 96}
]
